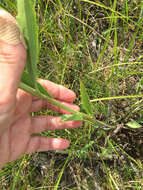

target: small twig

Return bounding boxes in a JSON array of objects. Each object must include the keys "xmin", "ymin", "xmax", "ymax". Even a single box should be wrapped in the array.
[{"xmin": 113, "ymin": 124, "xmax": 122, "ymax": 135}]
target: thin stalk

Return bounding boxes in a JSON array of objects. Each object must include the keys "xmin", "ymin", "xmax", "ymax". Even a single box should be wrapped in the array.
[
  {"xmin": 20, "ymin": 82, "xmax": 113, "ymax": 128},
  {"xmin": 20, "ymin": 82, "xmax": 77, "ymax": 114},
  {"xmin": 91, "ymin": 95, "xmax": 143, "ymax": 102}
]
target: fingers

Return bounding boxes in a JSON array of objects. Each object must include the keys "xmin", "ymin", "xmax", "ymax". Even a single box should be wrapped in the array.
[
  {"xmin": 43, "ymin": 101, "xmax": 80, "ymax": 114},
  {"xmin": 25, "ymin": 137, "xmax": 70, "ymax": 154},
  {"xmin": 37, "ymin": 79, "xmax": 76, "ymax": 103},
  {"xmin": 31, "ymin": 115, "xmax": 82, "ymax": 134},
  {"xmin": 30, "ymin": 98, "xmax": 79, "ymax": 113},
  {"xmin": 0, "ymin": 9, "xmax": 26, "ymax": 107}
]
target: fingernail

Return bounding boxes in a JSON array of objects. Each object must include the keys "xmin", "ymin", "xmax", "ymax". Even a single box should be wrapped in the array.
[{"xmin": 73, "ymin": 105, "xmax": 80, "ymax": 112}]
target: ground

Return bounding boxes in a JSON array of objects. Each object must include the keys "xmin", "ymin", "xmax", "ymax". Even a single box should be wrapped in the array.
[{"xmin": 0, "ymin": 0, "xmax": 143, "ymax": 189}]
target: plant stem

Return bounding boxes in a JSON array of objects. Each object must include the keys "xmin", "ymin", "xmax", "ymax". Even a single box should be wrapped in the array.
[
  {"xmin": 20, "ymin": 82, "xmax": 78, "ymax": 114},
  {"xmin": 91, "ymin": 94, "xmax": 143, "ymax": 102},
  {"xmin": 20, "ymin": 82, "xmax": 114, "ymax": 128}
]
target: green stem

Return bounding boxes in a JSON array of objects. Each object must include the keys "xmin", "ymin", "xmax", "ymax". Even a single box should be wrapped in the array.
[
  {"xmin": 20, "ymin": 82, "xmax": 77, "ymax": 114},
  {"xmin": 91, "ymin": 94, "xmax": 143, "ymax": 102},
  {"xmin": 19, "ymin": 82, "xmax": 114, "ymax": 128}
]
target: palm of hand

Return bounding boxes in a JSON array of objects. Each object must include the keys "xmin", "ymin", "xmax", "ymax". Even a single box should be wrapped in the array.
[
  {"xmin": 0, "ymin": 10, "xmax": 81, "ymax": 168},
  {"xmin": 0, "ymin": 80, "xmax": 81, "ymax": 168}
]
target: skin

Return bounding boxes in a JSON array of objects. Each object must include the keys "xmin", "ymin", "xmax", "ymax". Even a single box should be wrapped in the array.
[{"xmin": 0, "ymin": 12, "xmax": 82, "ymax": 169}]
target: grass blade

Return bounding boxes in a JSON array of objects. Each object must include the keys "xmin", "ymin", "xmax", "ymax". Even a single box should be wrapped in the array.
[
  {"xmin": 123, "ymin": 1, "xmax": 143, "ymax": 62},
  {"xmin": 17, "ymin": 0, "xmax": 38, "ymax": 88},
  {"xmin": 136, "ymin": 77, "xmax": 143, "ymax": 93},
  {"xmin": 21, "ymin": 71, "xmax": 52, "ymax": 98},
  {"xmin": 80, "ymin": 80, "xmax": 92, "ymax": 115},
  {"xmin": 54, "ymin": 153, "xmax": 71, "ymax": 190},
  {"xmin": 21, "ymin": 70, "xmax": 34, "ymax": 88},
  {"xmin": 37, "ymin": 82, "xmax": 52, "ymax": 98}
]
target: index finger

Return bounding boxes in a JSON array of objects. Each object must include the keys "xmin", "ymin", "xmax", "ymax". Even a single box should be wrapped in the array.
[{"xmin": 32, "ymin": 79, "xmax": 76, "ymax": 103}]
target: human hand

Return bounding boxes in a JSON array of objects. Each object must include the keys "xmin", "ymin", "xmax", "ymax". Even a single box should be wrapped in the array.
[{"xmin": 0, "ymin": 9, "xmax": 82, "ymax": 168}]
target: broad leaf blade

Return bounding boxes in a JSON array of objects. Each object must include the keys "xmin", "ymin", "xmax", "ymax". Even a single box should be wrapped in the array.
[
  {"xmin": 17, "ymin": 0, "xmax": 38, "ymax": 88},
  {"xmin": 126, "ymin": 120, "xmax": 142, "ymax": 129},
  {"xmin": 61, "ymin": 113, "xmax": 83, "ymax": 122},
  {"xmin": 80, "ymin": 81, "xmax": 92, "ymax": 115}
]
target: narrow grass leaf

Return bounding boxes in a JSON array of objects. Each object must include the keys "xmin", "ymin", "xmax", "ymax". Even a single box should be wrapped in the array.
[
  {"xmin": 136, "ymin": 77, "xmax": 143, "ymax": 93},
  {"xmin": 21, "ymin": 71, "xmax": 52, "ymax": 98},
  {"xmin": 17, "ymin": 0, "xmax": 38, "ymax": 88},
  {"xmin": 126, "ymin": 120, "xmax": 142, "ymax": 129},
  {"xmin": 0, "ymin": 0, "xmax": 16, "ymax": 13},
  {"xmin": 123, "ymin": 1, "xmax": 143, "ymax": 62},
  {"xmin": 21, "ymin": 70, "xmax": 34, "ymax": 88},
  {"xmin": 37, "ymin": 83, "xmax": 52, "ymax": 98},
  {"xmin": 81, "ymin": 0, "xmax": 134, "ymax": 25},
  {"xmin": 54, "ymin": 153, "xmax": 71, "ymax": 190},
  {"xmin": 80, "ymin": 80, "xmax": 92, "ymax": 115},
  {"xmin": 61, "ymin": 113, "xmax": 83, "ymax": 122},
  {"xmin": 0, "ymin": 3, "xmax": 9, "ymax": 11}
]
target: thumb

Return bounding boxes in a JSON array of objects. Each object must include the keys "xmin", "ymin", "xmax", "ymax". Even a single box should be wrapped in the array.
[{"xmin": 0, "ymin": 9, "xmax": 26, "ymax": 108}]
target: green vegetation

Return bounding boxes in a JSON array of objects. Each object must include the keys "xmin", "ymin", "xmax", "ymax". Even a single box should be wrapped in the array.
[{"xmin": 0, "ymin": 0, "xmax": 143, "ymax": 189}]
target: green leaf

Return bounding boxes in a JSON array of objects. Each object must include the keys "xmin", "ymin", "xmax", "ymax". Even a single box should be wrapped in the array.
[
  {"xmin": 136, "ymin": 77, "xmax": 143, "ymax": 93},
  {"xmin": 61, "ymin": 113, "xmax": 83, "ymax": 122},
  {"xmin": 17, "ymin": 0, "xmax": 39, "ymax": 88},
  {"xmin": 126, "ymin": 120, "xmax": 142, "ymax": 129},
  {"xmin": 21, "ymin": 70, "xmax": 34, "ymax": 88},
  {"xmin": 0, "ymin": 3, "xmax": 8, "ymax": 11},
  {"xmin": 37, "ymin": 83, "xmax": 52, "ymax": 98},
  {"xmin": 21, "ymin": 70, "xmax": 52, "ymax": 98},
  {"xmin": 80, "ymin": 80, "xmax": 92, "ymax": 115}
]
